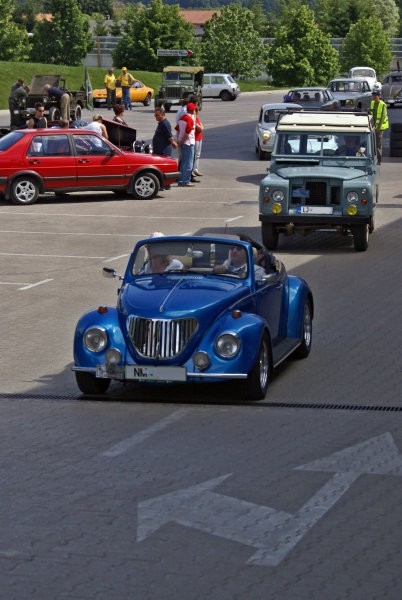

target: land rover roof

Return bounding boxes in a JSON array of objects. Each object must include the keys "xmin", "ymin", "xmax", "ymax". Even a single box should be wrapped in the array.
[
  {"xmin": 162, "ymin": 66, "xmax": 204, "ymax": 74},
  {"xmin": 277, "ymin": 111, "xmax": 373, "ymax": 133}
]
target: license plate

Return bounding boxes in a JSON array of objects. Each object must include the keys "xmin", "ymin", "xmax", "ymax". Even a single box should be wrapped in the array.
[
  {"xmin": 96, "ymin": 98, "xmax": 106, "ymax": 103},
  {"xmin": 96, "ymin": 364, "xmax": 124, "ymax": 378},
  {"xmin": 125, "ymin": 365, "xmax": 187, "ymax": 382},
  {"xmin": 297, "ymin": 206, "xmax": 333, "ymax": 215}
]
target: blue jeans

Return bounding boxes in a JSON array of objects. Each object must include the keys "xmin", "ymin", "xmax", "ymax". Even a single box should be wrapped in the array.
[
  {"xmin": 122, "ymin": 87, "xmax": 131, "ymax": 110},
  {"xmin": 178, "ymin": 144, "xmax": 195, "ymax": 185}
]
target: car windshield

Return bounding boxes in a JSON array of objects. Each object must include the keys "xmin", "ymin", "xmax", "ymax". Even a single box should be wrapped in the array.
[
  {"xmin": 131, "ymin": 240, "xmax": 252, "ymax": 278},
  {"xmin": 276, "ymin": 132, "xmax": 368, "ymax": 156},
  {"xmin": 0, "ymin": 131, "xmax": 24, "ymax": 151}
]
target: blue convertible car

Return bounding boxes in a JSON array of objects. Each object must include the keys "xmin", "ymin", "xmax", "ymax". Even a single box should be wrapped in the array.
[{"xmin": 73, "ymin": 234, "xmax": 313, "ymax": 400}]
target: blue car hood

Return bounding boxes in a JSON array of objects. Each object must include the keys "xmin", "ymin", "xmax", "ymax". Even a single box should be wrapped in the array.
[{"xmin": 276, "ymin": 165, "xmax": 368, "ymax": 181}]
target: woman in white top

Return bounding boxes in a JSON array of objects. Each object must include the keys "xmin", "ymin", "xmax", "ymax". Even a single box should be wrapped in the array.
[{"xmin": 85, "ymin": 114, "xmax": 109, "ymax": 139}]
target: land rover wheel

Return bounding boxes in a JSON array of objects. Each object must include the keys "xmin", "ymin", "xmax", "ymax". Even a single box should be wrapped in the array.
[
  {"xmin": 294, "ymin": 299, "xmax": 313, "ymax": 358},
  {"xmin": 49, "ymin": 106, "xmax": 61, "ymax": 121},
  {"xmin": 352, "ymin": 224, "xmax": 369, "ymax": 252},
  {"xmin": 11, "ymin": 177, "xmax": 40, "ymax": 205},
  {"xmin": 75, "ymin": 371, "xmax": 110, "ymax": 395},
  {"xmin": 74, "ymin": 105, "xmax": 82, "ymax": 121},
  {"xmin": 132, "ymin": 171, "xmax": 159, "ymax": 200},
  {"xmin": 242, "ymin": 333, "xmax": 271, "ymax": 401},
  {"xmin": 220, "ymin": 90, "xmax": 233, "ymax": 101},
  {"xmin": 262, "ymin": 223, "xmax": 279, "ymax": 250}
]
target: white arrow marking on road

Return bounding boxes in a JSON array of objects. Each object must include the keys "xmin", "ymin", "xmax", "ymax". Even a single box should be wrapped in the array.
[{"xmin": 137, "ymin": 433, "xmax": 402, "ymax": 566}]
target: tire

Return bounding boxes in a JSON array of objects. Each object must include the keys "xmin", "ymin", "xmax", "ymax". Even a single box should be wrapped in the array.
[
  {"xmin": 242, "ymin": 333, "xmax": 271, "ymax": 401},
  {"xmin": 49, "ymin": 106, "xmax": 61, "ymax": 121},
  {"xmin": 165, "ymin": 103, "xmax": 172, "ymax": 112},
  {"xmin": 132, "ymin": 171, "xmax": 159, "ymax": 200},
  {"xmin": 390, "ymin": 148, "xmax": 402, "ymax": 157},
  {"xmin": 74, "ymin": 105, "xmax": 82, "ymax": 121},
  {"xmin": 390, "ymin": 140, "xmax": 402, "ymax": 149},
  {"xmin": 390, "ymin": 122, "xmax": 402, "ymax": 133},
  {"xmin": 258, "ymin": 143, "xmax": 269, "ymax": 160},
  {"xmin": 261, "ymin": 223, "xmax": 279, "ymax": 250},
  {"xmin": 352, "ymin": 223, "xmax": 369, "ymax": 252},
  {"xmin": 143, "ymin": 93, "xmax": 152, "ymax": 107},
  {"xmin": 10, "ymin": 177, "xmax": 40, "ymax": 205},
  {"xmin": 75, "ymin": 371, "xmax": 110, "ymax": 395},
  {"xmin": 294, "ymin": 299, "xmax": 313, "ymax": 359},
  {"xmin": 220, "ymin": 90, "xmax": 233, "ymax": 101}
]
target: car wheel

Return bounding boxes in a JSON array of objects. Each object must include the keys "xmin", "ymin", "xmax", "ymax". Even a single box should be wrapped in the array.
[
  {"xmin": 74, "ymin": 105, "xmax": 82, "ymax": 121},
  {"xmin": 261, "ymin": 223, "xmax": 279, "ymax": 250},
  {"xmin": 352, "ymin": 224, "xmax": 369, "ymax": 252},
  {"xmin": 75, "ymin": 371, "xmax": 110, "ymax": 395},
  {"xmin": 258, "ymin": 144, "xmax": 269, "ymax": 160},
  {"xmin": 143, "ymin": 93, "xmax": 152, "ymax": 106},
  {"xmin": 49, "ymin": 106, "xmax": 61, "ymax": 121},
  {"xmin": 242, "ymin": 333, "xmax": 271, "ymax": 401},
  {"xmin": 293, "ymin": 299, "xmax": 313, "ymax": 359},
  {"xmin": 132, "ymin": 171, "xmax": 159, "ymax": 200},
  {"xmin": 220, "ymin": 90, "xmax": 233, "ymax": 101},
  {"xmin": 10, "ymin": 177, "xmax": 40, "ymax": 205}
]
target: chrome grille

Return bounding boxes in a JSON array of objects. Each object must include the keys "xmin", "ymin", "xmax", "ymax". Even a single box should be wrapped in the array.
[{"xmin": 127, "ymin": 316, "xmax": 198, "ymax": 359}]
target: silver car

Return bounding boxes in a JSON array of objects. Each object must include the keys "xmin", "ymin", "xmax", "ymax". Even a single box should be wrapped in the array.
[
  {"xmin": 381, "ymin": 71, "xmax": 402, "ymax": 107},
  {"xmin": 254, "ymin": 102, "xmax": 302, "ymax": 160},
  {"xmin": 327, "ymin": 78, "xmax": 372, "ymax": 112}
]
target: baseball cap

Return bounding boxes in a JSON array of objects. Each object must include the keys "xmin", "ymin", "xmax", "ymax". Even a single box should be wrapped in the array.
[
  {"xmin": 187, "ymin": 102, "xmax": 196, "ymax": 111},
  {"xmin": 122, "ymin": 66, "xmax": 127, "ymax": 71}
]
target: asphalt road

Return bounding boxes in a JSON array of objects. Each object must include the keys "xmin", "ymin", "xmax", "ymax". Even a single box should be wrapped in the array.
[{"xmin": 0, "ymin": 95, "xmax": 401, "ymax": 600}]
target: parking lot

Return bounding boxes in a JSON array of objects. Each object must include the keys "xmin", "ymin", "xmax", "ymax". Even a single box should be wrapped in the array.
[{"xmin": 0, "ymin": 95, "xmax": 401, "ymax": 599}]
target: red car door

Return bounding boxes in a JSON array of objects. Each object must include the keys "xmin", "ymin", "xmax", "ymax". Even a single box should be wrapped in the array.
[
  {"xmin": 72, "ymin": 133, "xmax": 132, "ymax": 191},
  {"xmin": 24, "ymin": 133, "xmax": 78, "ymax": 191}
]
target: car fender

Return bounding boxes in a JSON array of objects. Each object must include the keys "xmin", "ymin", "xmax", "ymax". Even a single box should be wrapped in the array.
[
  {"xmin": 194, "ymin": 310, "xmax": 270, "ymax": 375},
  {"xmin": 128, "ymin": 166, "xmax": 164, "ymax": 189},
  {"xmin": 5, "ymin": 171, "xmax": 45, "ymax": 200},
  {"xmin": 286, "ymin": 275, "xmax": 314, "ymax": 338},
  {"xmin": 73, "ymin": 307, "xmax": 128, "ymax": 367}
]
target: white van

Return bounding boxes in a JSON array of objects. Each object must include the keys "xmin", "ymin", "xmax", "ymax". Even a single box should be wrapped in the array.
[
  {"xmin": 348, "ymin": 66, "xmax": 377, "ymax": 90},
  {"xmin": 202, "ymin": 74, "xmax": 240, "ymax": 101}
]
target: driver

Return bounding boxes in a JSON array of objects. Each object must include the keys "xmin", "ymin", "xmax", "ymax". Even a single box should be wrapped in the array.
[
  {"xmin": 214, "ymin": 244, "xmax": 265, "ymax": 280},
  {"xmin": 336, "ymin": 135, "xmax": 364, "ymax": 156}
]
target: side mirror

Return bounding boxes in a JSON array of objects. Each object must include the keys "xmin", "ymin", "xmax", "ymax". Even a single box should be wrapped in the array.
[{"xmin": 102, "ymin": 267, "xmax": 123, "ymax": 280}]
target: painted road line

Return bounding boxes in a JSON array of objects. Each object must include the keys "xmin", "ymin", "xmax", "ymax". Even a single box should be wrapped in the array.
[
  {"xmin": 18, "ymin": 279, "xmax": 54, "ymax": 290},
  {"xmin": 101, "ymin": 409, "xmax": 188, "ymax": 457}
]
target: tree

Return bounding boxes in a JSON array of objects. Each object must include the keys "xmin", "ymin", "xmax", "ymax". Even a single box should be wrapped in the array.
[
  {"xmin": 0, "ymin": 0, "xmax": 30, "ymax": 61},
  {"xmin": 340, "ymin": 16, "xmax": 392, "ymax": 77},
  {"xmin": 201, "ymin": 5, "xmax": 269, "ymax": 78},
  {"xmin": 314, "ymin": 0, "xmax": 400, "ymax": 38},
  {"xmin": 30, "ymin": 0, "xmax": 93, "ymax": 65},
  {"xmin": 267, "ymin": 4, "xmax": 339, "ymax": 86},
  {"xmin": 113, "ymin": 0, "xmax": 195, "ymax": 71}
]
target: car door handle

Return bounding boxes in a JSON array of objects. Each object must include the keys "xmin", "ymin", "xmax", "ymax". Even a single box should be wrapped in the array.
[
  {"xmin": 29, "ymin": 160, "xmax": 40, "ymax": 164},
  {"xmin": 78, "ymin": 159, "xmax": 90, "ymax": 164}
]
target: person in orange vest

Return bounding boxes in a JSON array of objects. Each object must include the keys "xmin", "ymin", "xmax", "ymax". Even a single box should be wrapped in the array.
[{"xmin": 370, "ymin": 88, "xmax": 389, "ymax": 164}]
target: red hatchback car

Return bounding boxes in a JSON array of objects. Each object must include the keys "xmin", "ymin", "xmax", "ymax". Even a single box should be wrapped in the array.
[{"xmin": 0, "ymin": 128, "xmax": 180, "ymax": 204}]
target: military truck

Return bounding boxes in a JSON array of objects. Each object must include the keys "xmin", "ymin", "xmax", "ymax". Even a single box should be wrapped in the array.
[
  {"xmin": 23, "ymin": 75, "xmax": 87, "ymax": 123},
  {"xmin": 155, "ymin": 66, "xmax": 204, "ymax": 112},
  {"xmin": 259, "ymin": 111, "xmax": 379, "ymax": 252}
]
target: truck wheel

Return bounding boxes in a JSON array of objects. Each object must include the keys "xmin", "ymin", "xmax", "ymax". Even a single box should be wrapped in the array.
[
  {"xmin": 74, "ymin": 105, "xmax": 82, "ymax": 121},
  {"xmin": 75, "ymin": 371, "xmax": 110, "ymax": 395},
  {"xmin": 242, "ymin": 333, "xmax": 271, "ymax": 401},
  {"xmin": 261, "ymin": 223, "xmax": 279, "ymax": 250},
  {"xmin": 11, "ymin": 177, "xmax": 39, "ymax": 205},
  {"xmin": 143, "ymin": 93, "xmax": 152, "ymax": 106},
  {"xmin": 132, "ymin": 172, "xmax": 159, "ymax": 200},
  {"xmin": 352, "ymin": 224, "xmax": 369, "ymax": 252},
  {"xmin": 165, "ymin": 103, "xmax": 172, "ymax": 112},
  {"xmin": 49, "ymin": 106, "xmax": 61, "ymax": 121}
]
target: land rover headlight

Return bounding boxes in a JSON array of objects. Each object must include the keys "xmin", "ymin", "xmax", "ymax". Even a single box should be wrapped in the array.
[
  {"xmin": 272, "ymin": 190, "xmax": 284, "ymax": 202},
  {"xmin": 347, "ymin": 204, "xmax": 358, "ymax": 215},
  {"xmin": 215, "ymin": 333, "xmax": 240, "ymax": 358},
  {"xmin": 84, "ymin": 327, "xmax": 108, "ymax": 352},
  {"xmin": 347, "ymin": 191, "xmax": 359, "ymax": 203}
]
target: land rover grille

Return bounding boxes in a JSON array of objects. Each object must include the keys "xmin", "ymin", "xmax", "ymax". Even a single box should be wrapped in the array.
[
  {"xmin": 127, "ymin": 316, "xmax": 198, "ymax": 358},
  {"xmin": 291, "ymin": 180, "xmax": 341, "ymax": 206}
]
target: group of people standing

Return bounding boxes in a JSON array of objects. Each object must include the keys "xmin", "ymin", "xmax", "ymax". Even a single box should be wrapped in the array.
[
  {"xmin": 104, "ymin": 66, "xmax": 135, "ymax": 111},
  {"xmin": 152, "ymin": 98, "xmax": 204, "ymax": 188}
]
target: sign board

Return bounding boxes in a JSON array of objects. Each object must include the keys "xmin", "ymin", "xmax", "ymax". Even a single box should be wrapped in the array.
[{"xmin": 157, "ymin": 49, "xmax": 192, "ymax": 57}]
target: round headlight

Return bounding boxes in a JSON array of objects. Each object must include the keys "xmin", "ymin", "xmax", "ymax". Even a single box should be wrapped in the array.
[
  {"xmin": 193, "ymin": 351, "xmax": 210, "ymax": 370},
  {"xmin": 262, "ymin": 132, "xmax": 271, "ymax": 142},
  {"xmin": 84, "ymin": 327, "xmax": 108, "ymax": 352},
  {"xmin": 272, "ymin": 203, "xmax": 283, "ymax": 214},
  {"xmin": 215, "ymin": 333, "xmax": 240, "ymax": 358},
  {"xmin": 347, "ymin": 191, "xmax": 359, "ymax": 203},
  {"xmin": 347, "ymin": 204, "xmax": 358, "ymax": 215},
  {"xmin": 272, "ymin": 190, "xmax": 284, "ymax": 202},
  {"xmin": 105, "ymin": 348, "xmax": 122, "ymax": 364}
]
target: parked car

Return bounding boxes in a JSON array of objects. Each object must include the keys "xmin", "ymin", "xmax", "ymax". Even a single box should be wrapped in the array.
[
  {"xmin": 92, "ymin": 79, "xmax": 154, "ymax": 108},
  {"xmin": 202, "ymin": 73, "xmax": 240, "ymax": 101},
  {"xmin": 348, "ymin": 66, "xmax": 377, "ymax": 90},
  {"xmin": 327, "ymin": 78, "xmax": 372, "ymax": 111},
  {"xmin": 0, "ymin": 127, "xmax": 180, "ymax": 204},
  {"xmin": 380, "ymin": 71, "xmax": 402, "ymax": 107},
  {"xmin": 259, "ymin": 111, "xmax": 379, "ymax": 252},
  {"xmin": 72, "ymin": 234, "xmax": 313, "ymax": 400},
  {"xmin": 284, "ymin": 88, "xmax": 339, "ymax": 110},
  {"xmin": 254, "ymin": 102, "xmax": 302, "ymax": 160}
]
